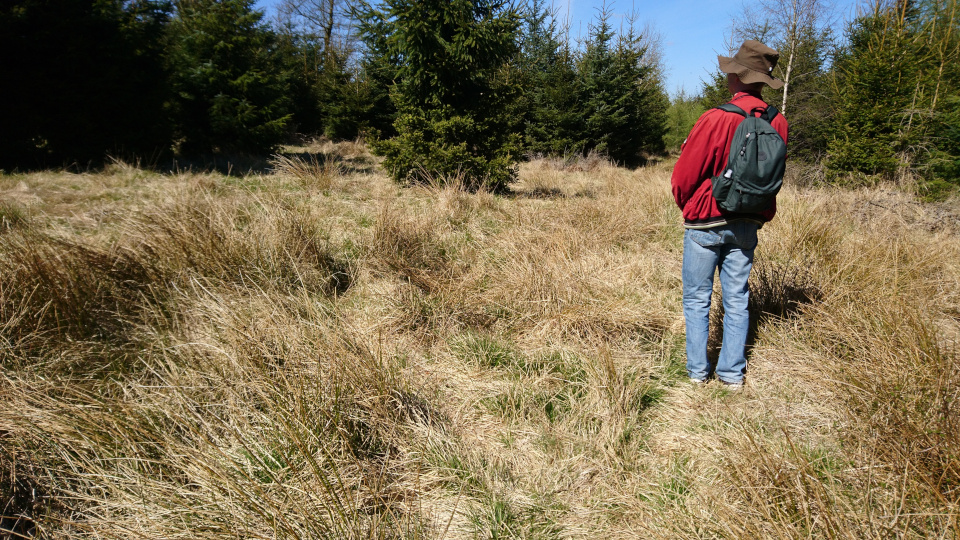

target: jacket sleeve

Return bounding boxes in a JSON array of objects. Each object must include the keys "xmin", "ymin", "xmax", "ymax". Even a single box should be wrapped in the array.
[{"xmin": 671, "ymin": 109, "xmax": 727, "ymax": 210}]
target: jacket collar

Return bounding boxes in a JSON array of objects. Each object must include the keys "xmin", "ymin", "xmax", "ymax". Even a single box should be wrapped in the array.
[{"xmin": 731, "ymin": 90, "xmax": 763, "ymax": 101}]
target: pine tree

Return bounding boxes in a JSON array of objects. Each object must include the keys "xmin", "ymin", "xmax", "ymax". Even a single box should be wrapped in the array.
[
  {"xmin": 664, "ymin": 90, "xmax": 705, "ymax": 152},
  {"xmin": 166, "ymin": 0, "xmax": 292, "ymax": 155},
  {"xmin": 576, "ymin": 8, "xmax": 667, "ymax": 165},
  {"xmin": 516, "ymin": 0, "xmax": 581, "ymax": 156},
  {"xmin": 360, "ymin": 0, "xmax": 522, "ymax": 190}
]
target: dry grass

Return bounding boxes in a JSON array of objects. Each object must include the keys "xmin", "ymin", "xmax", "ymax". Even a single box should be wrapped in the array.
[
  {"xmin": 1, "ymin": 150, "xmax": 959, "ymax": 538},
  {"xmin": 270, "ymin": 154, "xmax": 343, "ymax": 191}
]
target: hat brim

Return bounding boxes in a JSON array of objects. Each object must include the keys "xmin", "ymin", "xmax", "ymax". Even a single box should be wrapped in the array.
[{"xmin": 718, "ymin": 55, "xmax": 784, "ymax": 90}]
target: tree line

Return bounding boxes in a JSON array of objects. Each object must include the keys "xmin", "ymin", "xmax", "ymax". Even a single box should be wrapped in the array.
[
  {"xmin": 0, "ymin": 0, "xmax": 665, "ymax": 186},
  {"xmin": 1, "ymin": 0, "xmax": 958, "ymax": 195}
]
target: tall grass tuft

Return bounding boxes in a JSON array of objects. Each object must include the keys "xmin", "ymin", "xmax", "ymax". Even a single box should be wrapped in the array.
[
  {"xmin": 0, "ymin": 202, "xmax": 27, "ymax": 232},
  {"xmin": 270, "ymin": 153, "xmax": 343, "ymax": 190},
  {"xmin": 0, "ymin": 229, "xmax": 162, "ymax": 346},
  {"xmin": 132, "ymin": 193, "xmax": 353, "ymax": 295}
]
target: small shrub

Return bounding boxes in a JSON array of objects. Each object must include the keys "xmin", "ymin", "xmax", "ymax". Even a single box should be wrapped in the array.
[{"xmin": 784, "ymin": 161, "xmax": 827, "ymax": 189}]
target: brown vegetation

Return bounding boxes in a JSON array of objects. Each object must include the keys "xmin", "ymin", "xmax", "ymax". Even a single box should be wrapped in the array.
[{"xmin": 1, "ymin": 144, "xmax": 959, "ymax": 538}]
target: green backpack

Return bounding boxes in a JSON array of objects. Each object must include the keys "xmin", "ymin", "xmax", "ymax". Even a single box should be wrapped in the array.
[{"xmin": 710, "ymin": 103, "xmax": 786, "ymax": 214}]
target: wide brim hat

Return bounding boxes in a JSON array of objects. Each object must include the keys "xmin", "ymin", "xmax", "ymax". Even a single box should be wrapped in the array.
[{"xmin": 718, "ymin": 40, "xmax": 784, "ymax": 89}]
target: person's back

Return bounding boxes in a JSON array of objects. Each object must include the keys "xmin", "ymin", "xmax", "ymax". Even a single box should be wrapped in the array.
[{"xmin": 670, "ymin": 40, "xmax": 789, "ymax": 390}]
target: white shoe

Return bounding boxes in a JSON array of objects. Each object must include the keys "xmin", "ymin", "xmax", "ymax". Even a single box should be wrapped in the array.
[{"xmin": 720, "ymin": 380, "xmax": 743, "ymax": 392}]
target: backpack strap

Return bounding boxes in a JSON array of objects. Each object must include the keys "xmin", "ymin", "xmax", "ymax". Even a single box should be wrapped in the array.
[
  {"xmin": 762, "ymin": 104, "xmax": 780, "ymax": 123},
  {"xmin": 716, "ymin": 103, "xmax": 747, "ymax": 117},
  {"xmin": 717, "ymin": 102, "xmax": 780, "ymax": 123}
]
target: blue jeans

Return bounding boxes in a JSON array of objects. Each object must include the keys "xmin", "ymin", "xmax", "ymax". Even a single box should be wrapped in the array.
[{"xmin": 682, "ymin": 221, "xmax": 758, "ymax": 384}]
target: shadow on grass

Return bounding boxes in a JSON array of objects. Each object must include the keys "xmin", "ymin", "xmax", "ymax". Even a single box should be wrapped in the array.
[
  {"xmin": 1, "ymin": 140, "xmax": 376, "ymax": 178},
  {"xmin": 708, "ymin": 259, "xmax": 822, "ymax": 366}
]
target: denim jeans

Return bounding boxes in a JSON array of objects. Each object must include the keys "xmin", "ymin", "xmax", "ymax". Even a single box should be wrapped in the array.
[{"xmin": 682, "ymin": 221, "xmax": 758, "ymax": 384}]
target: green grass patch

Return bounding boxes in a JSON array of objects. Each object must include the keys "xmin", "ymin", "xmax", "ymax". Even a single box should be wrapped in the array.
[
  {"xmin": 468, "ymin": 492, "xmax": 565, "ymax": 540},
  {"xmin": 451, "ymin": 331, "xmax": 522, "ymax": 370},
  {"xmin": 655, "ymin": 456, "xmax": 692, "ymax": 507},
  {"xmin": 482, "ymin": 380, "xmax": 585, "ymax": 424}
]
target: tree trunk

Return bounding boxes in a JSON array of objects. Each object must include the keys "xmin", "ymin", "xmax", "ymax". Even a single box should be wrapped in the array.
[
  {"xmin": 323, "ymin": 0, "xmax": 334, "ymax": 54},
  {"xmin": 780, "ymin": 44, "xmax": 794, "ymax": 115}
]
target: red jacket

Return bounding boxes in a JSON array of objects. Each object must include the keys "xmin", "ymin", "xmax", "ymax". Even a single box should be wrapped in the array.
[{"xmin": 671, "ymin": 91, "xmax": 789, "ymax": 228}]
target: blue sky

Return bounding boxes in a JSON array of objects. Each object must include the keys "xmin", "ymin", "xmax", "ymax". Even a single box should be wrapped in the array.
[
  {"xmin": 254, "ymin": 0, "xmax": 866, "ymax": 97},
  {"xmin": 548, "ymin": 0, "xmax": 864, "ymax": 96},
  {"xmin": 559, "ymin": 0, "xmax": 749, "ymax": 96}
]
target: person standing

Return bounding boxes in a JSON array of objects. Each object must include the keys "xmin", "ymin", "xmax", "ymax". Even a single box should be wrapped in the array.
[{"xmin": 671, "ymin": 40, "xmax": 789, "ymax": 389}]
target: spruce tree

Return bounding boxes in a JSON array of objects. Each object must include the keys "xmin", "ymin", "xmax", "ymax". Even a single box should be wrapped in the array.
[
  {"xmin": 664, "ymin": 90, "xmax": 705, "ymax": 152},
  {"xmin": 614, "ymin": 22, "xmax": 668, "ymax": 159},
  {"xmin": 274, "ymin": 27, "xmax": 327, "ymax": 136},
  {"xmin": 275, "ymin": 0, "xmax": 370, "ymax": 141},
  {"xmin": 166, "ymin": 0, "xmax": 292, "ymax": 155},
  {"xmin": 517, "ymin": 0, "xmax": 581, "ymax": 156},
  {"xmin": 359, "ymin": 0, "xmax": 522, "ymax": 190},
  {"xmin": 698, "ymin": 70, "xmax": 732, "ymax": 111},
  {"xmin": 319, "ymin": 52, "xmax": 374, "ymax": 141},
  {"xmin": 911, "ymin": 0, "xmax": 960, "ymax": 194},
  {"xmin": 928, "ymin": 95, "xmax": 960, "ymax": 191},
  {"xmin": 354, "ymin": 0, "xmax": 400, "ymax": 139},
  {"xmin": 763, "ymin": 25, "xmax": 834, "ymax": 161},
  {"xmin": 827, "ymin": 1, "xmax": 917, "ymax": 180},
  {"xmin": 827, "ymin": 9, "xmax": 903, "ymax": 178},
  {"xmin": 825, "ymin": 0, "xmax": 960, "ymax": 192},
  {"xmin": 577, "ymin": 8, "xmax": 667, "ymax": 165},
  {"xmin": 730, "ymin": 1, "xmax": 837, "ymax": 162}
]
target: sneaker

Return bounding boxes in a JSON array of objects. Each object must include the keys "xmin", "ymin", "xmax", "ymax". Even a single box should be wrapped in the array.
[
  {"xmin": 689, "ymin": 377, "xmax": 707, "ymax": 386},
  {"xmin": 719, "ymin": 380, "xmax": 743, "ymax": 392}
]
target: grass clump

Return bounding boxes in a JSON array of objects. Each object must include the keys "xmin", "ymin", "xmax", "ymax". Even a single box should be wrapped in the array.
[
  {"xmin": 0, "ymin": 202, "xmax": 27, "ymax": 232},
  {"xmin": 0, "ymin": 229, "xmax": 161, "ymax": 346},
  {"xmin": 451, "ymin": 331, "xmax": 521, "ymax": 370},
  {"xmin": 270, "ymin": 152, "xmax": 343, "ymax": 191},
  {"xmin": 134, "ymin": 194, "xmax": 354, "ymax": 295}
]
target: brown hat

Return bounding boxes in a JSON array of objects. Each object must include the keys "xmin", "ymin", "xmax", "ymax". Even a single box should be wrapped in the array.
[{"xmin": 718, "ymin": 40, "xmax": 784, "ymax": 89}]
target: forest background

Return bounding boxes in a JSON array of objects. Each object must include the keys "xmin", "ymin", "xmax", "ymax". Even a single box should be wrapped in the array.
[{"xmin": 1, "ymin": 0, "xmax": 958, "ymax": 196}]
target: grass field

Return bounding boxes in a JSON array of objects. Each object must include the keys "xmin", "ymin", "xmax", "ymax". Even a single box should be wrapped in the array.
[{"xmin": 2, "ymin": 141, "xmax": 959, "ymax": 538}]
